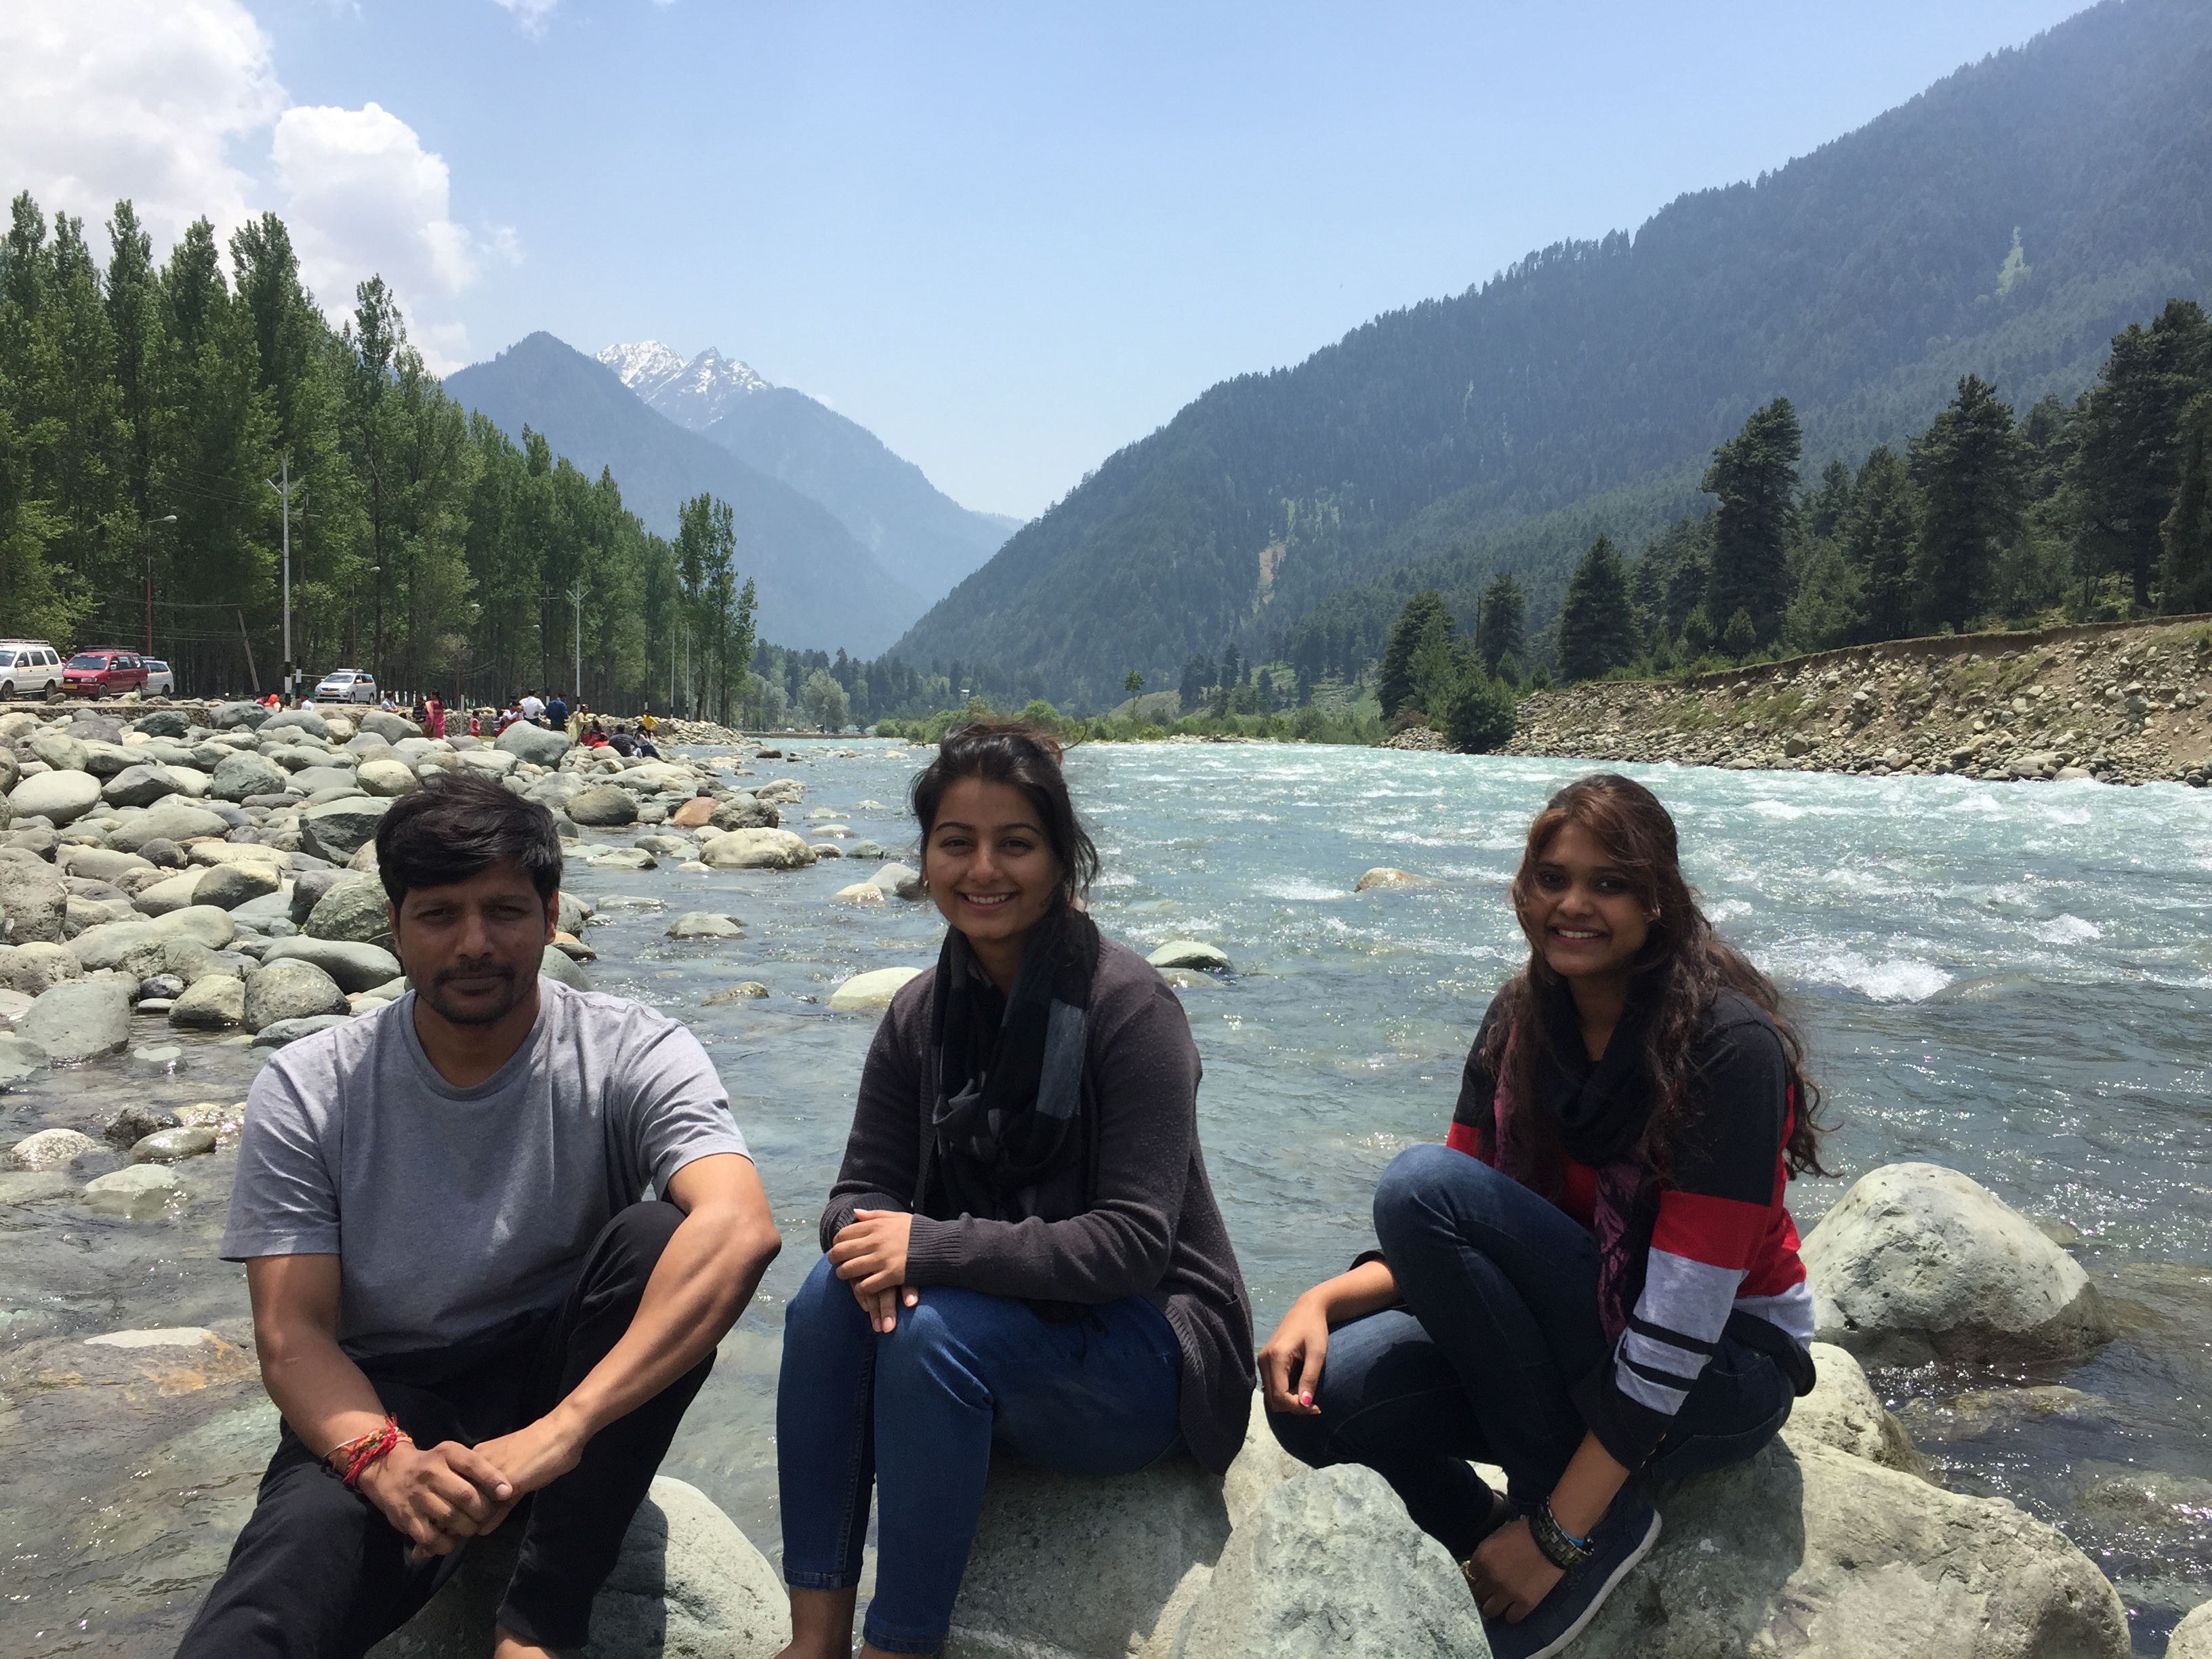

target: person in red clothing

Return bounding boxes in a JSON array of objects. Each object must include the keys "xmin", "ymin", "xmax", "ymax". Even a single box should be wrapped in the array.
[{"xmin": 1260, "ymin": 773, "xmax": 1826, "ymax": 1659}]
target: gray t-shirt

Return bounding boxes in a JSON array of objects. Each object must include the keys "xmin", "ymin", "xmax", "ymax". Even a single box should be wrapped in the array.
[{"xmin": 223, "ymin": 978, "xmax": 750, "ymax": 1357}]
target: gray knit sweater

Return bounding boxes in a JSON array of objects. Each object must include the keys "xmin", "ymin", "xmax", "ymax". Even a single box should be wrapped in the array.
[{"xmin": 819, "ymin": 935, "xmax": 1256, "ymax": 1473}]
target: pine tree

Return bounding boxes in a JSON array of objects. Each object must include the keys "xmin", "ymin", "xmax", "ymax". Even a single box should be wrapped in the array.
[
  {"xmin": 1446, "ymin": 673, "xmax": 1517, "ymax": 753},
  {"xmin": 1557, "ymin": 535, "xmax": 1637, "ymax": 682},
  {"xmin": 2074, "ymin": 300, "xmax": 2212, "ymax": 608},
  {"xmin": 1474, "ymin": 573, "xmax": 1525, "ymax": 674},
  {"xmin": 1909, "ymin": 375, "xmax": 2025, "ymax": 632},
  {"xmin": 1843, "ymin": 446, "xmax": 1917, "ymax": 641},
  {"xmin": 1377, "ymin": 589, "xmax": 1450, "ymax": 717},
  {"xmin": 1702, "ymin": 398, "xmax": 1802, "ymax": 643},
  {"xmin": 2160, "ymin": 392, "xmax": 2212, "ymax": 613}
]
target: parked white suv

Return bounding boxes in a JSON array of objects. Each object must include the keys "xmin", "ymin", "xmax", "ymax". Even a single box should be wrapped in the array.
[
  {"xmin": 0, "ymin": 640, "xmax": 65, "ymax": 699},
  {"xmin": 314, "ymin": 669, "xmax": 378, "ymax": 703},
  {"xmin": 142, "ymin": 658, "xmax": 176, "ymax": 697}
]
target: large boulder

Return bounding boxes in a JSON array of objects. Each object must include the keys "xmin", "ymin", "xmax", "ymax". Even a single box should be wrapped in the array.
[
  {"xmin": 291, "ymin": 765, "xmax": 361, "ymax": 797},
  {"xmin": 1781, "ymin": 1342, "xmax": 1925, "ymax": 1476},
  {"xmin": 100, "ymin": 763, "xmax": 184, "ymax": 808},
  {"xmin": 243, "ymin": 958, "xmax": 349, "ymax": 1030},
  {"xmin": 827, "ymin": 966, "xmax": 924, "ymax": 1010},
  {"xmin": 1149, "ymin": 941, "xmax": 1233, "ymax": 972},
  {"xmin": 356, "ymin": 756, "xmax": 419, "ymax": 798},
  {"xmin": 81, "ymin": 1162, "xmax": 184, "ymax": 1219},
  {"xmin": 0, "ymin": 1031, "xmax": 50, "ymax": 1088},
  {"xmin": 298, "ymin": 795, "xmax": 392, "ymax": 863},
  {"xmin": 131, "ymin": 871, "xmax": 206, "ymax": 917},
  {"xmin": 168, "ymin": 974, "xmax": 245, "ymax": 1029},
  {"xmin": 209, "ymin": 749, "xmax": 291, "ymax": 802},
  {"xmin": 539, "ymin": 945, "xmax": 592, "ymax": 991},
  {"xmin": 707, "ymin": 794, "xmax": 779, "ymax": 831},
  {"xmin": 2172, "ymin": 1602, "xmax": 2212, "ymax": 1659},
  {"xmin": 699, "ymin": 827, "xmax": 814, "ymax": 870},
  {"xmin": 360, "ymin": 710, "xmax": 422, "ymax": 743},
  {"xmin": 0, "ymin": 939, "xmax": 82, "ymax": 995},
  {"xmin": 368, "ymin": 1477, "xmax": 788, "ymax": 1659},
  {"xmin": 193, "ymin": 861, "xmax": 282, "ymax": 912},
  {"xmin": 262, "ymin": 707, "xmax": 330, "ymax": 739},
  {"xmin": 209, "ymin": 700, "xmax": 270, "ymax": 730},
  {"xmin": 495, "ymin": 721, "xmax": 571, "ymax": 767},
  {"xmin": 1570, "ymin": 1438, "xmax": 2129, "ymax": 1659},
  {"xmin": 20, "ymin": 979, "xmax": 133, "ymax": 1063},
  {"xmin": 304, "ymin": 874, "xmax": 393, "ymax": 947},
  {"xmin": 26, "ymin": 729, "xmax": 89, "ymax": 772},
  {"xmin": 1803, "ymin": 1162, "xmax": 2116, "ymax": 1366},
  {"xmin": 1166, "ymin": 1464, "xmax": 1489, "ymax": 1659},
  {"xmin": 9, "ymin": 1126, "xmax": 103, "ymax": 1170},
  {"xmin": 565, "ymin": 784, "xmax": 639, "ymax": 827},
  {"xmin": 259, "ymin": 936, "xmax": 403, "ymax": 993},
  {"xmin": 0, "ymin": 853, "xmax": 70, "ymax": 942},
  {"xmin": 108, "ymin": 800, "xmax": 228, "ymax": 851},
  {"xmin": 869, "ymin": 861, "xmax": 925, "ymax": 900},
  {"xmin": 10, "ymin": 769, "xmax": 105, "ymax": 827}
]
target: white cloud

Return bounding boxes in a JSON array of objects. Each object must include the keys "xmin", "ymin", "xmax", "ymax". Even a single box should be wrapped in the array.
[
  {"xmin": 0, "ymin": 0, "xmax": 283, "ymax": 251},
  {"xmin": 491, "ymin": 0, "xmax": 559, "ymax": 37},
  {"xmin": 0, "ymin": 1, "xmax": 509, "ymax": 372}
]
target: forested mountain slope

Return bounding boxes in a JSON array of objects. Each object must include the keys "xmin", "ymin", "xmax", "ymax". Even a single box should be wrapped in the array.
[
  {"xmin": 598, "ymin": 342, "xmax": 1020, "ymax": 605},
  {"xmin": 892, "ymin": 0, "xmax": 2212, "ymax": 706},
  {"xmin": 446, "ymin": 333, "xmax": 923, "ymax": 654}
]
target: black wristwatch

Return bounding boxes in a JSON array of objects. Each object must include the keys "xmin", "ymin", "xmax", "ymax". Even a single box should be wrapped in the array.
[{"xmin": 1530, "ymin": 1496, "xmax": 1597, "ymax": 1571}]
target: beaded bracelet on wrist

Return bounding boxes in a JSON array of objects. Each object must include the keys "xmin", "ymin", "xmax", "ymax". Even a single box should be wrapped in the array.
[{"xmin": 1530, "ymin": 1496, "xmax": 1597, "ymax": 1572}]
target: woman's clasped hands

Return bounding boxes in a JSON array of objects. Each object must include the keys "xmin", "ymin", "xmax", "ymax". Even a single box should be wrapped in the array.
[{"xmin": 828, "ymin": 1208, "xmax": 919, "ymax": 1332}]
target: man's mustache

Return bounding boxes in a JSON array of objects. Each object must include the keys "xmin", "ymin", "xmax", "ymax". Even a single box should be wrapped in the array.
[{"xmin": 434, "ymin": 960, "xmax": 517, "ymax": 990}]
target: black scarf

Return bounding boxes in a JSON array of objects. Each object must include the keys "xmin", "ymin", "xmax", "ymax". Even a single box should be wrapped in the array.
[
  {"xmin": 927, "ymin": 903, "xmax": 1101, "ymax": 1226},
  {"xmin": 1532, "ymin": 972, "xmax": 1663, "ymax": 1166}
]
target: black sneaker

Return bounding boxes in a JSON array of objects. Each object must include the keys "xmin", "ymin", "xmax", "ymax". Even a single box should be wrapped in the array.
[{"xmin": 1481, "ymin": 1491, "xmax": 1662, "ymax": 1659}]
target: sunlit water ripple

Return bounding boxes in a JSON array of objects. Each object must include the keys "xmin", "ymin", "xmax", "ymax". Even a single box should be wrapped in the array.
[{"xmin": 3, "ymin": 741, "xmax": 2209, "ymax": 1653}]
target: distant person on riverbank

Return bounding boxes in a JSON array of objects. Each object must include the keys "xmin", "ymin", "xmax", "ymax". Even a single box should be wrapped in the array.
[
  {"xmin": 772, "ymin": 720, "xmax": 1254, "ymax": 1659},
  {"xmin": 520, "ymin": 691, "xmax": 545, "ymax": 724},
  {"xmin": 638, "ymin": 707, "xmax": 658, "ymax": 737},
  {"xmin": 424, "ymin": 694, "xmax": 445, "ymax": 739},
  {"xmin": 546, "ymin": 692, "xmax": 569, "ymax": 731},
  {"xmin": 496, "ymin": 701, "xmax": 522, "ymax": 734},
  {"xmin": 178, "ymin": 773, "xmax": 781, "ymax": 1659},
  {"xmin": 1259, "ymin": 773, "xmax": 1824, "ymax": 1659}
]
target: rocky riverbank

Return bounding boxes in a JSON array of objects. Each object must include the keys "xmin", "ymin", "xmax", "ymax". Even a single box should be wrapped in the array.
[{"xmin": 1507, "ymin": 616, "xmax": 2212, "ymax": 784}]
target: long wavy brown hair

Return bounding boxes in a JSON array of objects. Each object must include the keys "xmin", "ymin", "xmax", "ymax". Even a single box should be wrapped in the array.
[{"xmin": 1479, "ymin": 773, "xmax": 1830, "ymax": 1183}]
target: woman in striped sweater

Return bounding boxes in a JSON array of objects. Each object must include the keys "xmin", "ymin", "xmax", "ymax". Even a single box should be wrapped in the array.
[{"xmin": 1261, "ymin": 773, "xmax": 1826, "ymax": 1659}]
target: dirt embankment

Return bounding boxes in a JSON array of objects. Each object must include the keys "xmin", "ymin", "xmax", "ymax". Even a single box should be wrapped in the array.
[{"xmin": 1507, "ymin": 617, "xmax": 2212, "ymax": 785}]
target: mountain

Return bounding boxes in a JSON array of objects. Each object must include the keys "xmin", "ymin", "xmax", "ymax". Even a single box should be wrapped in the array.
[
  {"xmin": 598, "ymin": 342, "xmax": 1019, "ymax": 602},
  {"xmin": 444, "ymin": 333, "xmax": 923, "ymax": 655},
  {"xmin": 892, "ymin": 0, "xmax": 2212, "ymax": 708}
]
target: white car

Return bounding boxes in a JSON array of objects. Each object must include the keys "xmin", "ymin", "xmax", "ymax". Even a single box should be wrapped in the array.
[
  {"xmin": 0, "ymin": 640, "xmax": 65, "ymax": 700},
  {"xmin": 142, "ymin": 658, "xmax": 175, "ymax": 697},
  {"xmin": 314, "ymin": 669, "xmax": 378, "ymax": 703}
]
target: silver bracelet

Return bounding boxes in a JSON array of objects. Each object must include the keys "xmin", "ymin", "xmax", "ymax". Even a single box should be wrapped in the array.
[{"xmin": 1530, "ymin": 1496, "xmax": 1597, "ymax": 1572}]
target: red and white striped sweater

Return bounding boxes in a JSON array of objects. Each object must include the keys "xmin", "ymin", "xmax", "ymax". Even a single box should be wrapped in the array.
[{"xmin": 1449, "ymin": 988, "xmax": 1816, "ymax": 1468}]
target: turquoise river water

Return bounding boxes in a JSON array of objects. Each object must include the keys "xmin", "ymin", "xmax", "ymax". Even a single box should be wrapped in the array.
[{"xmin": 3, "ymin": 741, "xmax": 2209, "ymax": 1654}]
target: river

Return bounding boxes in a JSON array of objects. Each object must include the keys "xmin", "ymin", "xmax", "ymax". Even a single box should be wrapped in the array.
[{"xmin": 3, "ymin": 741, "xmax": 2209, "ymax": 1654}]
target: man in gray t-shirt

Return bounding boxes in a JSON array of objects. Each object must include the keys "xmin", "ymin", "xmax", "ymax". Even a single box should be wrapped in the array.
[{"xmin": 180, "ymin": 773, "xmax": 783, "ymax": 1659}]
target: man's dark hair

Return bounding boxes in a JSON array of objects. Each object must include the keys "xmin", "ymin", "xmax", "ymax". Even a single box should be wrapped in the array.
[
  {"xmin": 375, "ymin": 771, "xmax": 563, "ymax": 907},
  {"xmin": 909, "ymin": 720, "xmax": 1099, "ymax": 907}
]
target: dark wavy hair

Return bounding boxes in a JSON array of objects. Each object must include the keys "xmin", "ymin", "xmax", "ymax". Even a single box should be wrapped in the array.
[
  {"xmin": 1480, "ymin": 773, "xmax": 1830, "ymax": 1182},
  {"xmin": 909, "ymin": 720, "xmax": 1099, "ymax": 907},
  {"xmin": 375, "ymin": 769, "xmax": 563, "ymax": 907}
]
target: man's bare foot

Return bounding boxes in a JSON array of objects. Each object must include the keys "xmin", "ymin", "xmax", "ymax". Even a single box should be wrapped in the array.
[
  {"xmin": 776, "ymin": 1584, "xmax": 861, "ymax": 1659},
  {"xmin": 492, "ymin": 1624, "xmax": 569, "ymax": 1659}
]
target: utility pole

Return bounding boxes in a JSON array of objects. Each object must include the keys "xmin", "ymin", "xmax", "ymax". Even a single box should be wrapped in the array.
[
  {"xmin": 572, "ymin": 582, "xmax": 583, "ymax": 705},
  {"xmin": 142, "ymin": 514, "xmax": 176, "ymax": 655},
  {"xmin": 266, "ymin": 455, "xmax": 298, "ymax": 698}
]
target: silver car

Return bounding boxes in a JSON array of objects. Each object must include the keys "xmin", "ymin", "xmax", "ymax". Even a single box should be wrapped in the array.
[
  {"xmin": 142, "ymin": 658, "xmax": 176, "ymax": 697},
  {"xmin": 314, "ymin": 669, "xmax": 378, "ymax": 704},
  {"xmin": 0, "ymin": 640, "xmax": 65, "ymax": 699}
]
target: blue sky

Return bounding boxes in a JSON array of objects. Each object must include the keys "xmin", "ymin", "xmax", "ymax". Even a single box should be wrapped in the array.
[{"xmin": 4, "ymin": 1, "xmax": 2093, "ymax": 518}]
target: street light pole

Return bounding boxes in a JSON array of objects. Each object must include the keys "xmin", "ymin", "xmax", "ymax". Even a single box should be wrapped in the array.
[
  {"xmin": 265, "ymin": 455, "xmax": 298, "ymax": 697},
  {"xmin": 572, "ymin": 582, "xmax": 582, "ymax": 705},
  {"xmin": 142, "ymin": 514, "xmax": 176, "ymax": 655}
]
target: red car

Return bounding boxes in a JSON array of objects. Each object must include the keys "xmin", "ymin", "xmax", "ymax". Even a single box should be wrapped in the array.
[{"xmin": 62, "ymin": 649, "xmax": 150, "ymax": 697}]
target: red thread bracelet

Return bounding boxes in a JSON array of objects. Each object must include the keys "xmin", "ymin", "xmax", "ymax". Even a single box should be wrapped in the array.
[{"xmin": 330, "ymin": 1416, "xmax": 411, "ymax": 1488}]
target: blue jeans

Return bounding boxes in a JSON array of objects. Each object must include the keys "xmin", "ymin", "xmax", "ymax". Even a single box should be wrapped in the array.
[
  {"xmin": 777, "ymin": 1252, "xmax": 1184, "ymax": 1654},
  {"xmin": 1270, "ymin": 1144, "xmax": 1794, "ymax": 1560}
]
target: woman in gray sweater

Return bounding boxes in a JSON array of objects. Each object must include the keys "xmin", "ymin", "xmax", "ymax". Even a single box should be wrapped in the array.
[{"xmin": 774, "ymin": 721, "xmax": 1253, "ymax": 1659}]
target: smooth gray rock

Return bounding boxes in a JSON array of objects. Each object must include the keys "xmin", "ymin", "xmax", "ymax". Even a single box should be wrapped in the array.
[
  {"xmin": 0, "ymin": 853, "xmax": 70, "ymax": 942},
  {"xmin": 132, "ymin": 710, "xmax": 191, "ymax": 738},
  {"xmin": 539, "ymin": 945, "xmax": 592, "ymax": 991},
  {"xmin": 9, "ymin": 1126, "xmax": 102, "ymax": 1170},
  {"xmin": 132, "ymin": 871, "xmax": 206, "ymax": 918},
  {"xmin": 1569, "ymin": 1439, "xmax": 2128, "ymax": 1659},
  {"xmin": 583, "ymin": 846, "xmax": 656, "ymax": 871},
  {"xmin": 0, "ymin": 939, "xmax": 83, "ymax": 995},
  {"xmin": 20, "ymin": 979, "xmax": 133, "ymax": 1063},
  {"xmin": 253, "ymin": 1013, "xmax": 352, "ymax": 1047},
  {"xmin": 0, "ymin": 1032, "xmax": 48, "ymax": 1088},
  {"xmin": 27, "ymin": 729, "xmax": 89, "ymax": 772},
  {"xmin": 168, "ymin": 974, "xmax": 245, "ymax": 1029},
  {"xmin": 209, "ymin": 749, "xmax": 291, "ymax": 802},
  {"xmin": 291, "ymin": 766, "xmax": 360, "ymax": 796},
  {"xmin": 291, "ymin": 866, "xmax": 344, "ymax": 924},
  {"xmin": 81, "ymin": 1162, "xmax": 185, "ymax": 1219},
  {"xmin": 361, "ymin": 710, "xmax": 422, "ymax": 743},
  {"xmin": 1803, "ymin": 1162, "xmax": 2116, "ymax": 1366},
  {"xmin": 259, "ymin": 936, "xmax": 402, "ymax": 993},
  {"xmin": 298, "ymin": 796, "xmax": 392, "ymax": 863},
  {"xmin": 665, "ymin": 912, "xmax": 742, "ymax": 939},
  {"xmin": 243, "ymin": 957, "xmax": 349, "ymax": 1030},
  {"xmin": 60, "ymin": 846, "xmax": 154, "ymax": 883},
  {"xmin": 194, "ymin": 860, "xmax": 282, "ymax": 912},
  {"xmin": 105, "ymin": 1103, "xmax": 180, "ymax": 1145},
  {"xmin": 304, "ymin": 874, "xmax": 394, "ymax": 947},
  {"xmin": 209, "ymin": 700, "xmax": 270, "ymax": 730},
  {"xmin": 263, "ymin": 708, "xmax": 330, "ymax": 739},
  {"xmin": 100, "ymin": 763, "xmax": 184, "ymax": 808},
  {"xmin": 356, "ymin": 756, "xmax": 418, "ymax": 797},
  {"xmin": 1782, "ymin": 1342, "xmax": 1927, "ymax": 1476},
  {"xmin": 495, "ymin": 721, "xmax": 571, "ymax": 767},
  {"xmin": 369, "ymin": 1477, "xmax": 788, "ymax": 1659},
  {"xmin": 707, "ymin": 794, "xmax": 779, "ymax": 831},
  {"xmin": 131, "ymin": 1126, "xmax": 217, "ymax": 1162},
  {"xmin": 1167, "ymin": 1464, "xmax": 1488, "ymax": 1659},
  {"xmin": 108, "ymin": 800, "xmax": 228, "ymax": 851},
  {"xmin": 227, "ymin": 890, "xmax": 295, "ymax": 931},
  {"xmin": 869, "ymin": 861, "xmax": 925, "ymax": 900},
  {"xmin": 565, "ymin": 784, "xmax": 639, "ymax": 826},
  {"xmin": 2171, "ymin": 1601, "xmax": 2212, "ymax": 1659},
  {"xmin": 699, "ymin": 828, "xmax": 813, "ymax": 870},
  {"xmin": 10, "ymin": 768, "xmax": 104, "ymax": 827}
]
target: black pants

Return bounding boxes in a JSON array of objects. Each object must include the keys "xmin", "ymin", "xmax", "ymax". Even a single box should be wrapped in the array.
[{"xmin": 177, "ymin": 1202, "xmax": 713, "ymax": 1658}]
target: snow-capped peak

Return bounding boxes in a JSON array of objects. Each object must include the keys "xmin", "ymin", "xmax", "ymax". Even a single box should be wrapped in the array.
[{"xmin": 596, "ymin": 340, "xmax": 689, "ymax": 395}]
